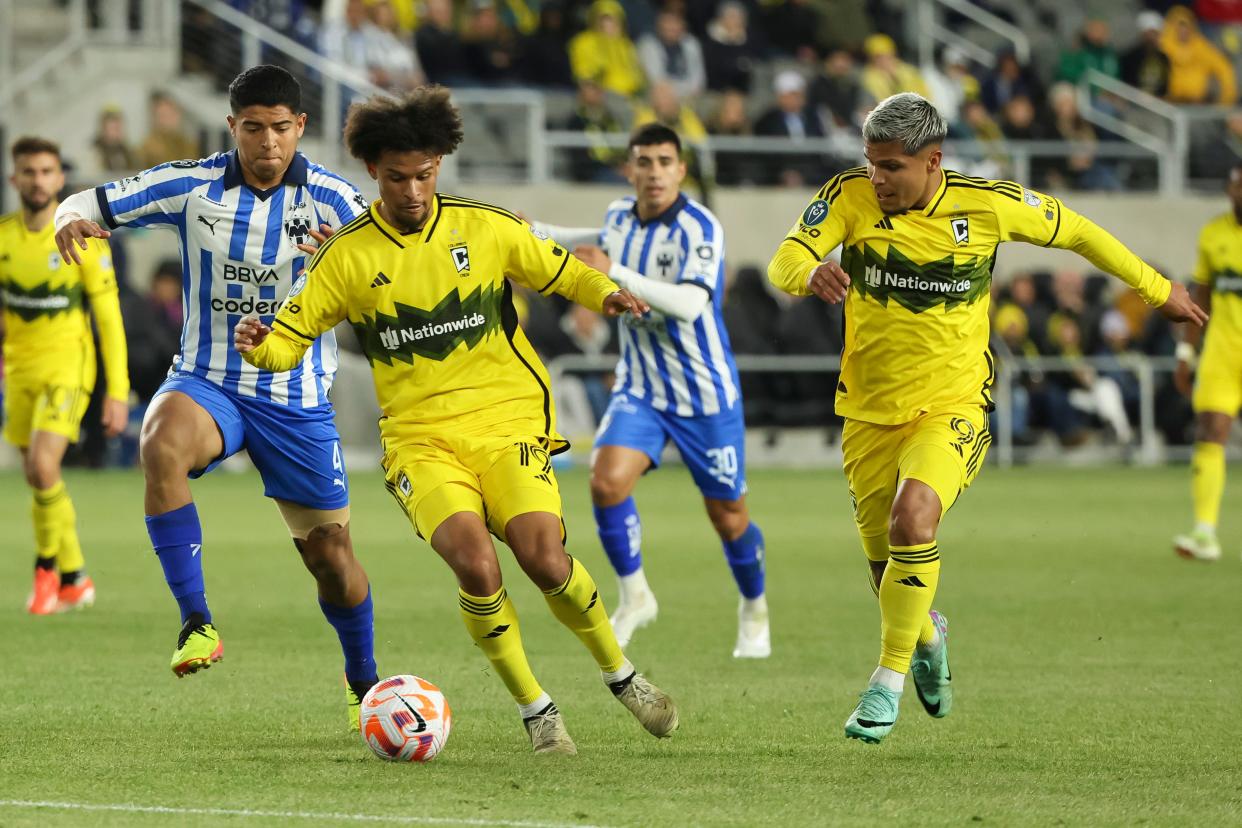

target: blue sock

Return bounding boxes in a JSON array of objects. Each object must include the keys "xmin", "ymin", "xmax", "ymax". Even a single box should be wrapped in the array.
[
  {"xmin": 723, "ymin": 523, "xmax": 766, "ymax": 600},
  {"xmin": 594, "ymin": 497, "xmax": 643, "ymax": 576},
  {"xmin": 146, "ymin": 502, "xmax": 210, "ymax": 624},
  {"xmin": 319, "ymin": 588, "xmax": 378, "ymax": 684}
]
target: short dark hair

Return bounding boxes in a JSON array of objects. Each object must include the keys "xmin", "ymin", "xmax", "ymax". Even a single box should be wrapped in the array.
[
  {"xmin": 343, "ymin": 87, "xmax": 464, "ymax": 163},
  {"xmin": 11, "ymin": 136, "xmax": 61, "ymax": 164},
  {"xmin": 628, "ymin": 123, "xmax": 681, "ymax": 155},
  {"xmin": 229, "ymin": 65, "xmax": 302, "ymax": 114}
]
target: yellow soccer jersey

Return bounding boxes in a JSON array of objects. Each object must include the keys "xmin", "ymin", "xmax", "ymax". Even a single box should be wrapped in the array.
[
  {"xmin": 0, "ymin": 211, "xmax": 128, "ymax": 399},
  {"xmin": 243, "ymin": 195, "xmax": 619, "ymax": 452},
  {"xmin": 768, "ymin": 168, "xmax": 1171, "ymax": 425},
  {"xmin": 1194, "ymin": 211, "xmax": 1242, "ymax": 350}
]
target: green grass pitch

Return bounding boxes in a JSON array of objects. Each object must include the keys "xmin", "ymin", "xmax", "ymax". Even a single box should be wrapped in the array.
[{"xmin": 1, "ymin": 465, "xmax": 1240, "ymax": 826}]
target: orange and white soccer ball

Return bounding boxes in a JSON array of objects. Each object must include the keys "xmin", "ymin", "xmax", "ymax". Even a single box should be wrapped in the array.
[{"xmin": 360, "ymin": 675, "xmax": 452, "ymax": 762}]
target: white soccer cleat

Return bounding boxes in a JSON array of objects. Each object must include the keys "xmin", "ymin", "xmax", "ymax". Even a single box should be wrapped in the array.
[
  {"xmin": 609, "ymin": 590, "xmax": 658, "ymax": 648},
  {"xmin": 732, "ymin": 596, "xmax": 770, "ymax": 659},
  {"xmin": 1174, "ymin": 529, "xmax": 1221, "ymax": 562}
]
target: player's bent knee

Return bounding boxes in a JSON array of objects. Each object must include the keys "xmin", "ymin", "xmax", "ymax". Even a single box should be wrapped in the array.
[
  {"xmin": 705, "ymin": 499, "xmax": 748, "ymax": 541},
  {"xmin": 589, "ymin": 469, "xmax": 631, "ymax": 506}
]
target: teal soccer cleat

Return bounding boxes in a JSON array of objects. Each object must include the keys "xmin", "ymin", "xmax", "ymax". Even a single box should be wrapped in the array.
[
  {"xmin": 844, "ymin": 685, "xmax": 900, "ymax": 744},
  {"xmin": 910, "ymin": 610, "xmax": 953, "ymax": 718}
]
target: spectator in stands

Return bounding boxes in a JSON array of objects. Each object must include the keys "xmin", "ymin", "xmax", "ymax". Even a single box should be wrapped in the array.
[
  {"xmin": 998, "ymin": 94, "xmax": 1044, "ymax": 141},
  {"xmin": 923, "ymin": 46, "xmax": 979, "ymax": 128},
  {"xmin": 122, "ymin": 259, "xmax": 183, "ymax": 405},
  {"xmin": 1121, "ymin": 10, "xmax": 1172, "ymax": 97},
  {"xmin": 954, "ymin": 99, "xmax": 1007, "ymax": 178},
  {"xmin": 859, "ymin": 33, "xmax": 928, "ymax": 103},
  {"xmin": 755, "ymin": 70, "xmax": 828, "ymax": 186},
  {"xmin": 136, "ymin": 91, "xmax": 199, "ymax": 168},
  {"xmin": 810, "ymin": 49, "xmax": 867, "ymax": 130},
  {"xmin": 991, "ymin": 302, "xmax": 1037, "ymax": 445},
  {"xmin": 93, "ymin": 105, "xmax": 136, "ymax": 173},
  {"xmin": 1056, "ymin": 18, "xmax": 1120, "ymax": 84},
  {"xmin": 1192, "ymin": 109, "xmax": 1242, "ymax": 179},
  {"xmin": 708, "ymin": 89, "xmax": 765, "ymax": 185},
  {"xmin": 1049, "ymin": 312, "xmax": 1134, "ymax": 444},
  {"xmin": 638, "ymin": 6, "xmax": 707, "ymax": 100},
  {"xmin": 462, "ymin": 0, "xmax": 522, "ymax": 86},
  {"xmin": 562, "ymin": 79, "xmax": 629, "ymax": 182},
  {"xmin": 569, "ymin": 0, "xmax": 645, "ymax": 100},
  {"xmin": 416, "ymin": 0, "xmax": 471, "ymax": 85},
  {"xmin": 366, "ymin": 0, "xmax": 426, "ymax": 92},
  {"xmin": 812, "ymin": 0, "xmax": 872, "ymax": 54},
  {"xmin": 703, "ymin": 1, "xmax": 760, "ymax": 93},
  {"xmin": 1094, "ymin": 308, "xmax": 1143, "ymax": 425},
  {"xmin": 722, "ymin": 266, "xmax": 784, "ymax": 426},
  {"xmin": 633, "ymin": 81, "xmax": 708, "ymax": 143},
  {"xmin": 777, "ymin": 293, "xmax": 845, "ymax": 426},
  {"xmin": 1044, "ymin": 81, "xmax": 1121, "ymax": 191},
  {"xmin": 1007, "ymin": 272, "xmax": 1051, "ymax": 353},
  {"xmin": 980, "ymin": 49, "xmax": 1041, "ymax": 114},
  {"xmin": 1161, "ymin": 4, "xmax": 1237, "ymax": 104},
  {"xmin": 762, "ymin": 0, "xmax": 822, "ymax": 60},
  {"xmin": 521, "ymin": 2, "xmax": 576, "ymax": 88},
  {"xmin": 320, "ymin": 0, "xmax": 424, "ymax": 95}
]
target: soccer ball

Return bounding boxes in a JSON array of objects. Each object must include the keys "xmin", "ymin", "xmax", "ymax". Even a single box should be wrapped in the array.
[{"xmin": 360, "ymin": 675, "xmax": 452, "ymax": 762}]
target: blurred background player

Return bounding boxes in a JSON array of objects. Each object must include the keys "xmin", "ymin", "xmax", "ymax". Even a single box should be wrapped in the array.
[
  {"xmin": 767, "ymin": 93, "xmax": 1206, "ymax": 745},
  {"xmin": 52, "ymin": 66, "xmax": 379, "ymax": 729},
  {"xmin": 532, "ymin": 124, "xmax": 769, "ymax": 658},
  {"xmin": 1, "ymin": 136, "xmax": 129, "ymax": 615},
  {"xmin": 235, "ymin": 87, "xmax": 678, "ymax": 755},
  {"xmin": 1174, "ymin": 164, "xmax": 1242, "ymax": 562}
]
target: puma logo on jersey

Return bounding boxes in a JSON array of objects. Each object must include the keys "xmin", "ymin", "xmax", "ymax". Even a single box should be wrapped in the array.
[{"xmin": 198, "ymin": 216, "xmax": 221, "ymax": 235}]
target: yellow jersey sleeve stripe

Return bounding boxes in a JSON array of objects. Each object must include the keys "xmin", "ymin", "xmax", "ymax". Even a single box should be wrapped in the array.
[
  {"xmin": 536, "ymin": 253, "xmax": 571, "ymax": 294},
  {"xmin": 307, "ymin": 211, "xmax": 375, "ymax": 271},
  {"xmin": 274, "ymin": 317, "xmax": 315, "ymax": 342},
  {"xmin": 438, "ymin": 197, "xmax": 525, "ymax": 226},
  {"xmin": 821, "ymin": 168, "xmax": 868, "ymax": 204},
  {"xmin": 439, "ymin": 193, "xmax": 524, "ymax": 221},
  {"xmin": 784, "ymin": 236, "xmax": 821, "ymax": 259},
  {"xmin": 944, "ymin": 178, "xmax": 1024, "ymax": 202}
]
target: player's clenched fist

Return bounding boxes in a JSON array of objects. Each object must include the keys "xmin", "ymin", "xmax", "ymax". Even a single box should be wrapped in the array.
[
  {"xmin": 602, "ymin": 289, "xmax": 649, "ymax": 318},
  {"xmin": 54, "ymin": 217, "xmax": 111, "ymax": 266},
  {"xmin": 807, "ymin": 260, "xmax": 851, "ymax": 304},
  {"xmin": 233, "ymin": 315, "xmax": 271, "ymax": 353}
]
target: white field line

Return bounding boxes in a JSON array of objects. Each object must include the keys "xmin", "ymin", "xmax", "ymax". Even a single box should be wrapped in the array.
[{"xmin": 0, "ymin": 800, "xmax": 613, "ymax": 828}]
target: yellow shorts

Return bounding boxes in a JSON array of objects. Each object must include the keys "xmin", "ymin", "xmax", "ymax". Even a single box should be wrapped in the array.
[
  {"xmin": 841, "ymin": 406, "xmax": 991, "ymax": 561},
  {"xmin": 1193, "ymin": 340, "xmax": 1242, "ymax": 416},
  {"xmin": 382, "ymin": 433, "xmax": 564, "ymax": 544},
  {"xmin": 3, "ymin": 375, "xmax": 94, "ymax": 448}
]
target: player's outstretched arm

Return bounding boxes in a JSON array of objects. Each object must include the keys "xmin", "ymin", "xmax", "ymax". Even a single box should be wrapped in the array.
[
  {"xmin": 506, "ymin": 218, "xmax": 648, "ymax": 316},
  {"xmin": 574, "ymin": 244, "xmax": 704, "ymax": 320},
  {"xmin": 53, "ymin": 189, "xmax": 112, "ymax": 266},
  {"xmin": 235, "ymin": 315, "xmax": 309, "ymax": 372}
]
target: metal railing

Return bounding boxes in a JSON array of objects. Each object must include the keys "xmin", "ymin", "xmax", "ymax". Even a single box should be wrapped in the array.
[
  {"xmin": 548, "ymin": 352, "xmax": 1192, "ymax": 468},
  {"xmin": 1077, "ymin": 69, "xmax": 1189, "ymax": 196},
  {"xmin": 912, "ymin": 0, "xmax": 1031, "ymax": 71},
  {"xmin": 542, "ymin": 130, "xmax": 1165, "ymax": 190},
  {"xmin": 0, "ymin": 0, "xmax": 86, "ymax": 112}
]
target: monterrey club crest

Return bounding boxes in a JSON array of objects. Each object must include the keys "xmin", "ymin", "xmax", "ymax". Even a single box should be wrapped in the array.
[{"xmin": 285, "ymin": 215, "xmax": 313, "ymax": 246}]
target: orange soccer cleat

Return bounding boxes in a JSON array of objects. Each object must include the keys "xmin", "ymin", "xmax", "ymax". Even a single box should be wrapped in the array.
[
  {"xmin": 57, "ymin": 576, "xmax": 96, "ymax": 612},
  {"xmin": 26, "ymin": 567, "xmax": 60, "ymax": 615}
]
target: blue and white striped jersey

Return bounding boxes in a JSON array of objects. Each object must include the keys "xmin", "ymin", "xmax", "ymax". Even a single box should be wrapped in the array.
[
  {"xmin": 95, "ymin": 150, "xmax": 366, "ymax": 408},
  {"xmin": 601, "ymin": 193, "xmax": 739, "ymax": 417}
]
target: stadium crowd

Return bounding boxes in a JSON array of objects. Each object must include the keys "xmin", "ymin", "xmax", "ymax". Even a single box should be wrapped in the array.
[
  {"xmin": 167, "ymin": 0, "xmax": 1242, "ymax": 190},
  {"xmin": 35, "ymin": 0, "xmax": 1234, "ymax": 465}
]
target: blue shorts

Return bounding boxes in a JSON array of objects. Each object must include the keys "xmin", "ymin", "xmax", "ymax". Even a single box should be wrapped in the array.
[
  {"xmin": 595, "ymin": 392, "xmax": 747, "ymax": 501},
  {"xmin": 155, "ymin": 371, "xmax": 349, "ymax": 510}
]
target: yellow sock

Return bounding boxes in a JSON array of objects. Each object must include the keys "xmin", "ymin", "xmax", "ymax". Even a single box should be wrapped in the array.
[
  {"xmin": 31, "ymin": 482, "xmax": 71, "ymax": 565},
  {"xmin": 458, "ymin": 587, "xmax": 544, "ymax": 706},
  {"xmin": 542, "ymin": 556, "xmax": 625, "ymax": 673},
  {"xmin": 866, "ymin": 561, "xmax": 936, "ymax": 646},
  {"xmin": 1191, "ymin": 442, "xmax": 1226, "ymax": 528},
  {"xmin": 55, "ymin": 488, "xmax": 85, "ymax": 574},
  {"xmin": 879, "ymin": 542, "xmax": 942, "ymax": 673}
]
